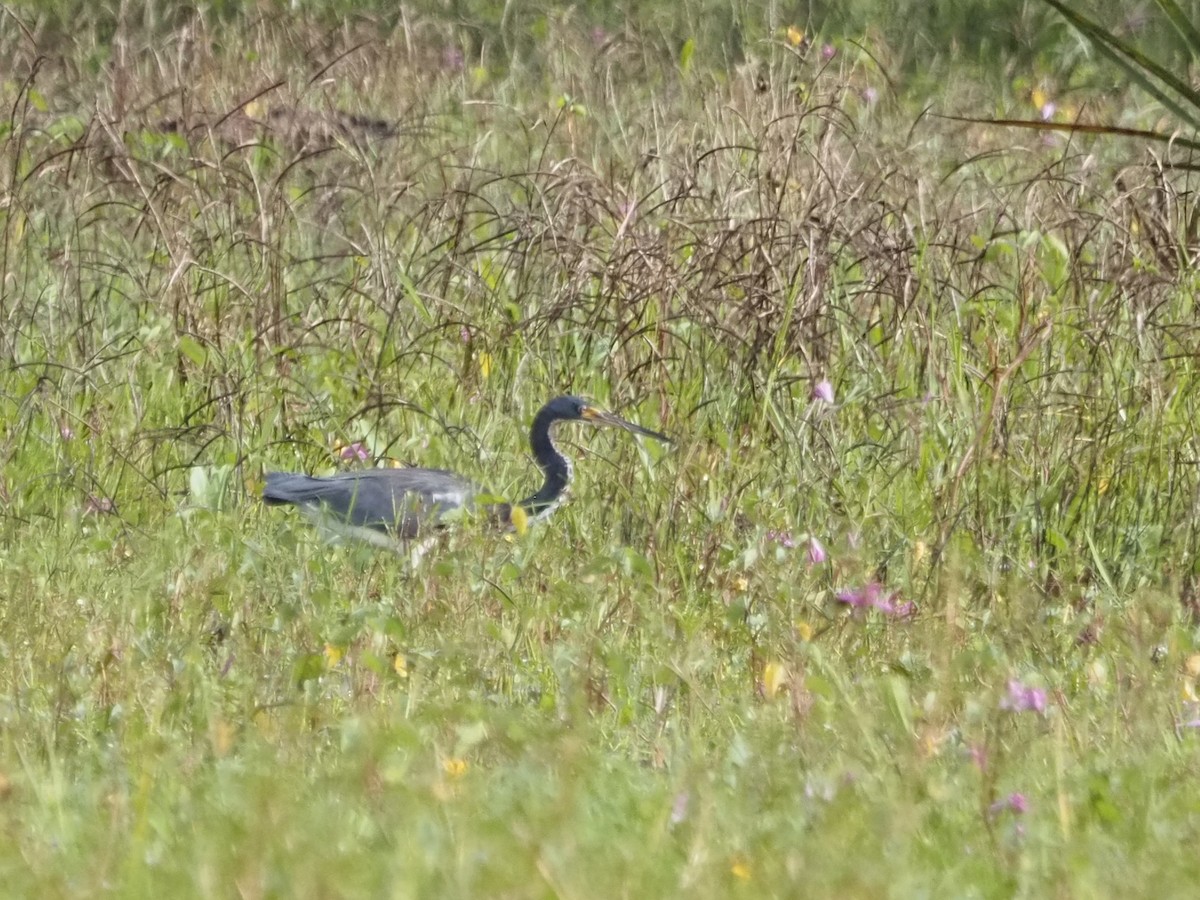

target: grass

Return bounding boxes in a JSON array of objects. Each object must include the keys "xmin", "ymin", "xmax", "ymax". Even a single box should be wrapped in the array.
[{"xmin": 4, "ymin": 2, "xmax": 1200, "ymax": 896}]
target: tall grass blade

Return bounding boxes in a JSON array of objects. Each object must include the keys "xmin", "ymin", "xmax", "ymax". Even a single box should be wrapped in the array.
[
  {"xmin": 1041, "ymin": 0, "xmax": 1200, "ymax": 130},
  {"xmin": 1153, "ymin": 0, "xmax": 1200, "ymax": 55}
]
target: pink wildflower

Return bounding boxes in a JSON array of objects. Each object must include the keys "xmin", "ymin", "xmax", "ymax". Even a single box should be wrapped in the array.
[
  {"xmin": 1000, "ymin": 680, "xmax": 1047, "ymax": 715},
  {"xmin": 989, "ymin": 792, "xmax": 1029, "ymax": 818},
  {"xmin": 835, "ymin": 583, "xmax": 913, "ymax": 617},
  {"xmin": 339, "ymin": 442, "xmax": 370, "ymax": 462}
]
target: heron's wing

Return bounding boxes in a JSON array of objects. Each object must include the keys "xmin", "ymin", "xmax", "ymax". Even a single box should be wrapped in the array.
[{"xmin": 264, "ymin": 468, "xmax": 478, "ymax": 538}]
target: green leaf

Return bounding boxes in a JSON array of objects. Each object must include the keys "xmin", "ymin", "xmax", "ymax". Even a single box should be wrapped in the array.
[
  {"xmin": 292, "ymin": 653, "xmax": 325, "ymax": 686},
  {"xmin": 1153, "ymin": 0, "xmax": 1200, "ymax": 56},
  {"xmin": 178, "ymin": 334, "xmax": 208, "ymax": 367},
  {"xmin": 189, "ymin": 466, "xmax": 209, "ymax": 504},
  {"xmin": 189, "ymin": 465, "xmax": 235, "ymax": 511},
  {"xmin": 679, "ymin": 38, "xmax": 695, "ymax": 73},
  {"xmin": 886, "ymin": 676, "xmax": 914, "ymax": 736},
  {"xmin": 1084, "ymin": 530, "xmax": 1117, "ymax": 594},
  {"xmin": 806, "ymin": 673, "xmax": 835, "ymax": 701},
  {"xmin": 1046, "ymin": 528, "xmax": 1068, "ymax": 553}
]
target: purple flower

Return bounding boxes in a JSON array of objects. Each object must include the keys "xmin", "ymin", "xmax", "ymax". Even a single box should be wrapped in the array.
[
  {"xmin": 591, "ymin": 26, "xmax": 609, "ymax": 47},
  {"xmin": 820, "ymin": 43, "xmax": 836, "ymax": 61},
  {"xmin": 1000, "ymin": 679, "xmax": 1047, "ymax": 715},
  {"xmin": 836, "ymin": 583, "xmax": 883, "ymax": 609},
  {"xmin": 460, "ymin": 326, "xmax": 472, "ymax": 343},
  {"xmin": 812, "ymin": 379, "xmax": 835, "ymax": 404},
  {"xmin": 862, "ymin": 86, "xmax": 878, "ymax": 104},
  {"xmin": 807, "ymin": 537, "xmax": 827, "ymax": 565},
  {"xmin": 835, "ymin": 583, "xmax": 913, "ymax": 617},
  {"xmin": 766, "ymin": 529, "xmax": 796, "ymax": 549},
  {"xmin": 443, "ymin": 47, "xmax": 465, "ymax": 72},
  {"xmin": 60, "ymin": 424, "xmax": 74, "ymax": 441},
  {"xmin": 989, "ymin": 793, "xmax": 1029, "ymax": 818},
  {"xmin": 877, "ymin": 596, "xmax": 915, "ymax": 617},
  {"xmin": 1040, "ymin": 101, "xmax": 1056, "ymax": 121},
  {"xmin": 339, "ymin": 442, "xmax": 370, "ymax": 462}
]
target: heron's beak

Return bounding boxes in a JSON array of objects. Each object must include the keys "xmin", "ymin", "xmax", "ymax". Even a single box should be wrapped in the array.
[{"xmin": 581, "ymin": 406, "xmax": 673, "ymax": 443}]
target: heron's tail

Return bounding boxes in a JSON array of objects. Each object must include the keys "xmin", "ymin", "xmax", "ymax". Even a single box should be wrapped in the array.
[{"xmin": 262, "ymin": 472, "xmax": 329, "ymax": 505}]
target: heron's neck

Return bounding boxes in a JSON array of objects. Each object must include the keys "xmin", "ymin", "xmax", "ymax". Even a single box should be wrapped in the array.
[{"xmin": 517, "ymin": 409, "xmax": 572, "ymax": 516}]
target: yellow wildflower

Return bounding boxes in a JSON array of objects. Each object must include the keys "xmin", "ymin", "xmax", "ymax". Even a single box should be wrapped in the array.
[
  {"xmin": 763, "ymin": 661, "xmax": 789, "ymax": 697},
  {"xmin": 324, "ymin": 643, "xmax": 345, "ymax": 668}
]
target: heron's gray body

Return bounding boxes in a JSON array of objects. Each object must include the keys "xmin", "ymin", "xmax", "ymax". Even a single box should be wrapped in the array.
[
  {"xmin": 263, "ymin": 395, "xmax": 670, "ymax": 548},
  {"xmin": 263, "ymin": 468, "xmax": 482, "ymax": 542}
]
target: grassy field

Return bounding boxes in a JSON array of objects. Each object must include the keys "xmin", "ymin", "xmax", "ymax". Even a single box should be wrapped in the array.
[{"xmin": 4, "ymin": 2, "xmax": 1200, "ymax": 896}]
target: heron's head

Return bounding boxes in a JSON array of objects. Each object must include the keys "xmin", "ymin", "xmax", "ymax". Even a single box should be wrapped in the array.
[{"xmin": 547, "ymin": 395, "xmax": 672, "ymax": 443}]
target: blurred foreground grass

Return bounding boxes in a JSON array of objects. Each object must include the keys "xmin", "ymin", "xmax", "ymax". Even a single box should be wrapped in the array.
[{"xmin": 3, "ymin": 3, "xmax": 1200, "ymax": 896}]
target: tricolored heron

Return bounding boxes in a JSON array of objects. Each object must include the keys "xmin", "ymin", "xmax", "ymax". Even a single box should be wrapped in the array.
[{"xmin": 263, "ymin": 395, "xmax": 671, "ymax": 548}]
